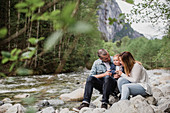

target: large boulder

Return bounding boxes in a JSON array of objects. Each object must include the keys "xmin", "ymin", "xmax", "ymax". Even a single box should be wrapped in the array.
[
  {"xmin": 5, "ymin": 104, "xmax": 25, "ymax": 113},
  {"xmin": 0, "ymin": 104, "xmax": 12, "ymax": 113},
  {"xmin": 60, "ymin": 88, "xmax": 84, "ymax": 101}
]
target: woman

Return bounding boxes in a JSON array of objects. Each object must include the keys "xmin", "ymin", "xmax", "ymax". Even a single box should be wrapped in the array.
[{"xmin": 116, "ymin": 51, "xmax": 152, "ymax": 100}]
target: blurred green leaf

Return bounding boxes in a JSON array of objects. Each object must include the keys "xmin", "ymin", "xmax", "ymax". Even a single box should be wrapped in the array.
[
  {"xmin": 11, "ymin": 48, "xmax": 17, "ymax": 56},
  {"xmin": 69, "ymin": 21, "xmax": 93, "ymax": 33},
  {"xmin": 21, "ymin": 51, "xmax": 33, "ymax": 59},
  {"xmin": 44, "ymin": 30, "xmax": 63, "ymax": 51},
  {"xmin": 18, "ymin": 9, "xmax": 29, "ymax": 13},
  {"xmin": 28, "ymin": 38, "xmax": 38, "ymax": 45},
  {"xmin": 1, "ymin": 51, "xmax": 11, "ymax": 58},
  {"xmin": 9, "ymin": 62, "xmax": 16, "ymax": 72},
  {"xmin": 15, "ymin": 2, "xmax": 28, "ymax": 9},
  {"xmin": 125, "ymin": 0, "xmax": 134, "ymax": 4},
  {"xmin": 61, "ymin": 2, "xmax": 76, "ymax": 25},
  {"xmin": 2, "ymin": 58, "xmax": 9, "ymax": 64},
  {"xmin": 0, "ymin": 72, "xmax": 6, "ymax": 77},
  {"xmin": 16, "ymin": 67, "xmax": 33, "ymax": 75},
  {"xmin": 0, "ymin": 27, "xmax": 7, "ymax": 38}
]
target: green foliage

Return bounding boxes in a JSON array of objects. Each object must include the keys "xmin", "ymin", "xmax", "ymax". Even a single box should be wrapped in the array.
[
  {"xmin": 0, "ymin": 72, "xmax": 6, "ymax": 77},
  {"xmin": 16, "ymin": 67, "xmax": 33, "ymax": 75},
  {"xmin": 28, "ymin": 37, "xmax": 45, "ymax": 45},
  {"xmin": 110, "ymin": 35, "xmax": 170, "ymax": 69},
  {"xmin": 0, "ymin": 27, "xmax": 7, "ymax": 38},
  {"xmin": 125, "ymin": 0, "xmax": 134, "ymax": 4}
]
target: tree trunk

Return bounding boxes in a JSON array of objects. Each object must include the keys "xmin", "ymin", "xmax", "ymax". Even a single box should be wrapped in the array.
[
  {"xmin": 35, "ymin": 7, "xmax": 40, "ymax": 68},
  {"xmin": 8, "ymin": 0, "xmax": 11, "ymax": 50}
]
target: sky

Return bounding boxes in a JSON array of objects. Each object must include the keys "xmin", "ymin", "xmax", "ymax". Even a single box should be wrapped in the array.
[{"xmin": 115, "ymin": 0, "xmax": 166, "ymax": 39}]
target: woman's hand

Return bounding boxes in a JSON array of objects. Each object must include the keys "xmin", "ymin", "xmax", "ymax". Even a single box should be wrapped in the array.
[{"xmin": 115, "ymin": 70, "xmax": 123, "ymax": 76}]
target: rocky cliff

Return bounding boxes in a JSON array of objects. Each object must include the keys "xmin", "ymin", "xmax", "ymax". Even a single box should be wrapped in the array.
[{"xmin": 97, "ymin": 0, "xmax": 143, "ymax": 42}]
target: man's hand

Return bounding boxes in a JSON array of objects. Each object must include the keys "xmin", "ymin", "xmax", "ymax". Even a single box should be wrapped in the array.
[{"xmin": 104, "ymin": 70, "xmax": 112, "ymax": 76}]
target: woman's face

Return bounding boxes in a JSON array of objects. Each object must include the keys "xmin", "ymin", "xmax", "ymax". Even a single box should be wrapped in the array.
[{"xmin": 119, "ymin": 57, "xmax": 124, "ymax": 66}]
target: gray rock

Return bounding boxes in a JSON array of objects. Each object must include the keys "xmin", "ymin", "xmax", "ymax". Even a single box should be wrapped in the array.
[
  {"xmin": 0, "ymin": 104, "xmax": 12, "ymax": 113},
  {"xmin": 0, "ymin": 101, "xmax": 4, "ymax": 106},
  {"xmin": 130, "ymin": 95, "xmax": 154, "ymax": 113},
  {"xmin": 48, "ymin": 99, "xmax": 64, "ymax": 107},
  {"xmin": 60, "ymin": 88, "xmax": 84, "ymax": 101},
  {"xmin": 158, "ymin": 101, "xmax": 170, "ymax": 113},
  {"xmin": 160, "ymin": 84, "xmax": 170, "ymax": 96},
  {"xmin": 145, "ymin": 96, "xmax": 157, "ymax": 105},
  {"xmin": 150, "ymin": 105, "xmax": 163, "ymax": 113},
  {"xmin": 152, "ymin": 87, "xmax": 164, "ymax": 100},
  {"xmin": 105, "ymin": 100, "xmax": 134, "ymax": 113},
  {"xmin": 37, "ymin": 107, "xmax": 55, "ymax": 113},
  {"xmin": 14, "ymin": 93, "xmax": 30, "ymax": 99},
  {"xmin": 5, "ymin": 104, "xmax": 25, "ymax": 113}
]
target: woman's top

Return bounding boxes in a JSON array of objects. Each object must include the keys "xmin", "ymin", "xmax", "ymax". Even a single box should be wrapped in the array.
[{"xmin": 121, "ymin": 63, "xmax": 152, "ymax": 95}]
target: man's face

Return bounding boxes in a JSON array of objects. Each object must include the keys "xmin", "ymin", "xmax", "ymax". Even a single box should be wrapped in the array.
[{"xmin": 100, "ymin": 53, "xmax": 110, "ymax": 62}]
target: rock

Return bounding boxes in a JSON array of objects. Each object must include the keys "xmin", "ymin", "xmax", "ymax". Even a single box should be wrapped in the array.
[
  {"xmin": 105, "ymin": 100, "xmax": 133, "ymax": 113},
  {"xmin": 37, "ymin": 106, "xmax": 55, "ymax": 113},
  {"xmin": 91, "ymin": 95, "xmax": 102, "ymax": 108},
  {"xmin": 79, "ymin": 107, "xmax": 93, "ymax": 113},
  {"xmin": 0, "ymin": 101, "xmax": 4, "ymax": 106},
  {"xmin": 152, "ymin": 87, "xmax": 164, "ymax": 100},
  {"xmin": 59, "ymin": 108, "xmax": 75, "ymax": 113},
  {"xmin": 5, "ymin": 104, "xmax": 25, "ymax": 113},
  {"xmin": 48, "ymin": 99, "xmax": 64, "ymax": 107},
  {"xmin": 2, "ymin": 98, "xmax": 13, "ymax": 104},
  {"xmin": 60, "ymin": 88, "xmax": 84, "ymax": 101},
  {"xmin": 14, "ymin": 93, "xmax": 30, "ymax": 99},
  {"xmin": 150, "ymin": 105, "xmax": 163, "ymax": 113},
  {"xmin": 93, "ymin": 108, "xmax": 106, "ymax": 113},
  {"xmin": 130, "ymin": 95, "xmax": 154, "ymax": 113},
  {"xmin": 160, "ymin": 84, "xmax": 170, "ymax": 96},
  {"xmin": 145, "ymin": 96, "xmax": 157, "ymax": 105},
  {"xmin": 0, "ymin": 104, "xmax": 12, "ymax": 113},
  {"xmin": 158, "ymin": 100, "xmax": 170, "ymax": 113}
]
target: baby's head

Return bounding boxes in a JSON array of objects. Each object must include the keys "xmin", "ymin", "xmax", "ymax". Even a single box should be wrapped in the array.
[{"xmin": 113, "ymin": 54, "xmax": 121, "ymax": 66}]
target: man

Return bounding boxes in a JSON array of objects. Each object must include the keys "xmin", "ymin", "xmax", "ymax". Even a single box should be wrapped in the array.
[{"xmin": 73, "ymin": 49, "xmax": 117, "ymax": 112}]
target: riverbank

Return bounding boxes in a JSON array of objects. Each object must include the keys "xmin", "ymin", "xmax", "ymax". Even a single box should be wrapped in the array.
[{"xmin": 0, "ymin": 69, "xmax": 169, "ymax": 113}]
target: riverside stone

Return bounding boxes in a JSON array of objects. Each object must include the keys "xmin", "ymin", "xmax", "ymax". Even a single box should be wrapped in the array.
[
  {"xmin": 0, "ymin": 104, "xmax": 12, "ymax": 113},
  {"xmin": 14, "ymin": 93, "xmax": 30, "ymax": 99},
  {"xmin": 60, "ymin": 88, "xmax": 84, "ymax": 101},
  {"xmin": 5, "ymin": 104, "xmax": 25, "ymax": 113},
  {"xmin": 37, "ymin": 106, "xmax": 55, "ymax": 113}
]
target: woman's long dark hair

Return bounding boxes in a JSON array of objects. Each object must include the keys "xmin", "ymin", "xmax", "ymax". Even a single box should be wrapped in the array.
[{"xmin": 119, "ymin": 52, "xmax": 135, "ymax": 76}]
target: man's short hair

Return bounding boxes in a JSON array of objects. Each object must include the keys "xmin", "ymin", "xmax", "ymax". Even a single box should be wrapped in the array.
[{"xmin": 97, "ymin": 49, "xmax": 108, "ymax": 58}]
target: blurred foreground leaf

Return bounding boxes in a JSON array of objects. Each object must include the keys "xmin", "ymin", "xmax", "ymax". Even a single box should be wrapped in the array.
[
  {"xmin": 16, "ymin": 67, "xmax": 33, "ymax": 75},
  {"xmin": 0, "ymin": 72, "xmax": 6, "ymax": 77},
  {"xmin": 69, "ymin": 21, "xmax": 93, "ymax": 33},
  {"xmin": 0, "ymin": 27, "xmax": 7, "ymax": 38},
  {"xmin": 44, "ymin": 30, "xmax": 63, "ymax": 51}
]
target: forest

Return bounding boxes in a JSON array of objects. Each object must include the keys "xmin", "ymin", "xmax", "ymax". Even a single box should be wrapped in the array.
[{"xmin": 0, "ymin": 0, "xmax": 169, "ymax": 77}]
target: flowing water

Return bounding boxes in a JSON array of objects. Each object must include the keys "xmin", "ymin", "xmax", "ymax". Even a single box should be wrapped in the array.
[
  {"xmin": 0, "ymin": 69, "xmax": 170, "ymax": 109},
  {"xmin": 0, "ymin": 70, "xmax": 90, "ymax": 109}
]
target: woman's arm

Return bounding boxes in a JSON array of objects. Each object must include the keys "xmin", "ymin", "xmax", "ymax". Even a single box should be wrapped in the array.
[{"xmin": 119, "ymin": 63, "xmax": 142, "ymax": 83}]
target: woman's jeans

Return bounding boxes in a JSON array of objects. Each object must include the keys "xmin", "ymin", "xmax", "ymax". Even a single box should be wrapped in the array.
[
  {"xmin": 118, "ymin": 77, "xmax": 147, "ymax": 100},
  {"xmin": 83, "ymin": 75, "xmax": 117, "ymax": 104}
]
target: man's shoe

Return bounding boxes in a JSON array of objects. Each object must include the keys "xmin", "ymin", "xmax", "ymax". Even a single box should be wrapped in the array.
[
  {"xmin": 72, "ymin": 103, "xmax": 89, "ymax": 112},
  {"xmin": 101, "ymin": 103, "xmax": 108, "ymax": 109}
]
